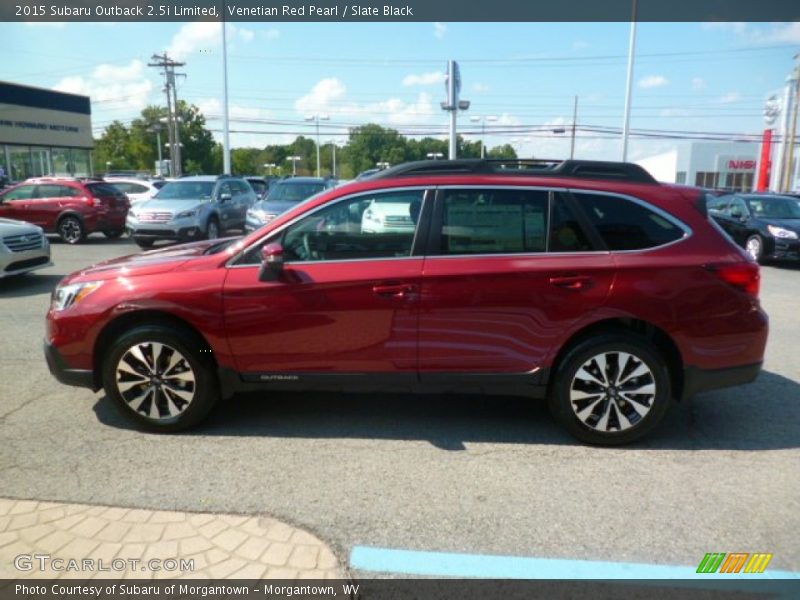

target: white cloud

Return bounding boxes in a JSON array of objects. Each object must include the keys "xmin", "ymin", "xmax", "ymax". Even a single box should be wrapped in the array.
[
  {"xmin": 638, "ymin": 75, "xmax": 669, "ymax": 89},
  {"xmin": 434, "ymin": 22, "xmax": 447, "ymax": 40},
  {"xmin": 167, "ymin": 22, "xmax": 255, "ymax": 60},
  {"xmin": 719, "ymin": 92, "xmax": 742, "ymax": 104},
  {"xmin": 472, "ymin": 82, "xmax": 490, "ymax": 93},
  {"xmin": 54, "ymin": 59, "xmax": 153, "ymax": 110},
  {"xmin": 691, "ymin": 77, "xmax": 706, "ymax": 90},
  {"xmin": 263, "ymin": 28, "xmax": 280, "ymax": 40},
  {"xmin": 295, "ymin": 78, "xmax": 348, "ymax": 115},
  {"xmin": 402, "ymin": 71, "xmax": 446, "ymax": 86}
]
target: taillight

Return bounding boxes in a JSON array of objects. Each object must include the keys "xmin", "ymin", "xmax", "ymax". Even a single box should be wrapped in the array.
[
  {"xmin": 707, "ymin": 261, "xmax": 760, "ymax": 297},
  {"xmin": 85, "ymin": 196, "xmax": 97, "ymax": 207}
]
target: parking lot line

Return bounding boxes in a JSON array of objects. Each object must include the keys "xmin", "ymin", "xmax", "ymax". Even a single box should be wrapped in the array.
[{"xmin": 349, "ymin": 545, "xmax": 800, "ymax": 580}]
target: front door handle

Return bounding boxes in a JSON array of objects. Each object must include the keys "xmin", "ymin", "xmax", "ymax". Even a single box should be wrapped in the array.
[
  {"xmin": 549, "ymin": 275, "xmax": 593, "ymax": 291},
  {"xmin": 372, "ymin": 283, "xmax": 417, "ymax": 298}
]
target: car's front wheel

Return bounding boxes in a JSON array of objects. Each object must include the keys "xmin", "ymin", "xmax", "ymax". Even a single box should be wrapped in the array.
[
  {"xmin": 745, "ymin": 235, "xmax": 764, "ymax": 263},
  {"xmin": 206, "ymin": 218, "xmax": 220, "ymax": 240},
  {"xmin": 548, "ymin": 333, "xmax": 671, "ymax": 445},
  {"xmin": 102, "ymin": 325, "xmax": 219, "ymax": 432}
]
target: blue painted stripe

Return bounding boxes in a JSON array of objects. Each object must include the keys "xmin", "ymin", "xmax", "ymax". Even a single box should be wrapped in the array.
[{"xmin": 350, "ymin": 546, "xmax": 800, "ymax": 580}]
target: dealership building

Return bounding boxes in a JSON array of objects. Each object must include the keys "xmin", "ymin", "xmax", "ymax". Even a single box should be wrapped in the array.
[
  {"xmin": 635, "ymin": 141, "xmax": 762, "ymax": 191},
  {"xmin": 0, "ymin": 81, "xmax": 93, "ymax": 181}
]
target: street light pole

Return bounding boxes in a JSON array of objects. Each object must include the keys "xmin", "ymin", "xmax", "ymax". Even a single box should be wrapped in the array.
[
  {"xmin": 286, "ymin": 156, "xmax": 301, "ymax": 176},
  {"xmin": 148, "ymin": 126, "xmax": 163, "ymax": 175},
  {"xmin": 570, "ymin": 95, "xmax": 579, "ymax": 159},
  {"xmin": 305, "ymin": 114, "xmax": 330, "ymax": 177},
  {"xmin": 469, "ymin": 115, "xmax": 497, "ymax": 158}
]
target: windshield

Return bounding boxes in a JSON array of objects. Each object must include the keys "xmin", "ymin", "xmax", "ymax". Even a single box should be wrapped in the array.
[
  {"xmin": 746, "ymin": 196, "xmax": 800, "ymax": 219},
  {"xmin": 155, "ymin": 181, "xmax": 214, "ymax": 201},
  {"xmin": 268, "ymin": 182, "xmax": 325, "ymax": 203}
]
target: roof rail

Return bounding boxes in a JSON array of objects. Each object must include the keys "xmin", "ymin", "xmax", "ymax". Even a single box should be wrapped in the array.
[{"xmin": 371, "ymin": 159, "xmax": 658, "ymax": 184}]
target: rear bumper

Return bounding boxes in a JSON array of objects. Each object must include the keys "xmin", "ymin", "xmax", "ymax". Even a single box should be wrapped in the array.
[
  {"xmin": 681, "ymin": 362, "xmax": 762, "ymax": 400},
  {"xmin": 44, "ymin": 340, "xmax": 98, "ymax": 391}
]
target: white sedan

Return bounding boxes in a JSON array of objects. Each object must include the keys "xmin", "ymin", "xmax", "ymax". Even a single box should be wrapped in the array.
[
  {"xmin": 104, "ymin": 178, "xmax": 163, "ymax": 205},
  {"xmin": 0, "ymin": 218, "xmax": 52, "ymax": 278}
]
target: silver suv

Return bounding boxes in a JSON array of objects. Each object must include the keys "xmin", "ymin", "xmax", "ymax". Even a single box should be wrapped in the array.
[{"xmin": 126, "ymin": 175, "xmax": 257, "ymax": 248}]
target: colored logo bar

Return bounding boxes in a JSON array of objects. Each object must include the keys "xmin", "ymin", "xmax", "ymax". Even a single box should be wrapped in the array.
[{"xmin": 697, "ymin": 553, "xmax": 773, "ymax": 574}]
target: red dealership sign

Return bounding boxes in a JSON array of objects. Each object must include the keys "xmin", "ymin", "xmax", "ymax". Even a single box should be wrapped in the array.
[{"xmin": 727, "ymin": 159, "xmax": 757, "ymax": 171}]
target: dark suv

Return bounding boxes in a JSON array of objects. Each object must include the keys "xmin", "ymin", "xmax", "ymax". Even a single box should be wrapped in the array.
[
  {"xmin": 45, "ymin": 160, "xmax": 768, "ymax": 445},
  {"xmin": 0, "ymin": 177, "xmax": 129, "ymax": 243}
]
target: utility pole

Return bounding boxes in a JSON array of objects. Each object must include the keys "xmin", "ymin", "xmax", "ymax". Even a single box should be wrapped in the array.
[
  {"xmin": 782, "ymin": 54, "xmax": 800, "ymax": 192},
  {"xmin": 570, "ymin": 95, "xmax": 578, "ymax": 159},
  {"xmin": 149, "ymin": 53, "xmax": 185, "ymax": 177}
]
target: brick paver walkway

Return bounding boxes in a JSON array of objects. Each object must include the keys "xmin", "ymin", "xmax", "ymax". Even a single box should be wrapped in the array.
[{"xmin": 0, "ymin": 499, "xmax": 345, "ymax": 579}]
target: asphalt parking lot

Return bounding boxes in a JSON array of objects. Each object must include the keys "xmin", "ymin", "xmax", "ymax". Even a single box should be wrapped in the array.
[{"xmin": 1, "ymin": 235, "xmax": 798, "ymax": 575}]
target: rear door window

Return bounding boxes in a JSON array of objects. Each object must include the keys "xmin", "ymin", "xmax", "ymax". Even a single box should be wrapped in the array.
[
  {"xmin": 437, "ymin": 189, "xmax": 548, "ymax": 255},
  {"xmin": 574, "ymin": 192, "xmax": 685, "ymax": 251},
  {"xmin": 2, "ymin": 185, "xmax": 36, "ymax": 200},
  {"xmin": 33, "ymin": 184, "xmax": 64, "ymax": 199}
]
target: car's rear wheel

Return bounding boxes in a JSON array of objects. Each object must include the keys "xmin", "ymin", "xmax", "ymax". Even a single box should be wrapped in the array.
[
  {"xmin": 548, "ymin": 334, "xmax": 671, "ymax": 445},
  {"xmin": 745, "ymin": 235, "xmax": 763, "ymax": 262},
  {"xmin": 57, "ymin": 216, "xmax": 85, "ymax": 244},
  {"xmin": 134, "ymin": 237, "xmax": 155, "ymax": 248},
  {"xmin": 102, "ymin": 325, "xmax": 219, "ymax": 432},
  {"xmin": 103, "ymin": 229, "xmax": 124, "ymax": 239}
]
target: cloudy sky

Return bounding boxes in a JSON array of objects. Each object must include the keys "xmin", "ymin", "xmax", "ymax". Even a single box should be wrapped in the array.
[{"xmin": 3, "ymin": 21, "xmax": 799, "ymax": 160}]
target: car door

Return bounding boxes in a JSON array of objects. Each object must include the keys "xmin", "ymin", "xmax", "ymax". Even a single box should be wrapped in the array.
[
  {"xmin": 28, "ymin": 184, "xmax": 67, "ymax": 229},
  {"xmin": 231, "ymin": 180, "xmax": 253, "ymax": 226},
  {"xmin": 223, "ymin": 188, "xmax": 430, "ymax": 379},
  {"xmin": 724, "ymin": 196, "xmax": 753, "ymax": 246},
  {"xmin": 417, "ymin": 187, "xmax": 615, "ymax": 380},
  {"xmin": 0, "ymin": 184, "xmax": 37, "ymax": 223}
]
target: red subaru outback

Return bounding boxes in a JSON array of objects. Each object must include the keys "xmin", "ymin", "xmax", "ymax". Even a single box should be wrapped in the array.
[
  {"xmin": 0, "ymin": 177, "xmax": 129, "ymax": 244},
  {"xmin": 44, "ymin": 160, "xmax": 768, "ymax": 445}
]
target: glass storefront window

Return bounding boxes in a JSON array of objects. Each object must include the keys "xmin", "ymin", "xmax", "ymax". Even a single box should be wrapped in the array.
[
  {"xmin": 30, "ymin": 147, "xmax": 51, "ymax": 177},
  {"xmin": 71, "ymin": 148, "xmax": 90, "ymax": 177},
  {"xmin": 51, "ymin": 147, "xmax": 71, "ymax": 176},
  {"xmin": 7, "ymin": 145, "xmax": 32, "ymax": 182}
]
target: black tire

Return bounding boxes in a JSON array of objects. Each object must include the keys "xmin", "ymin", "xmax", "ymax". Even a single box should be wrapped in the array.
[
  {"xmin": 101, "ymin": 324, "xmax": 219, "ymax": 432},
  {"xmin": 548, "ymin": 333, "xmax": 672, "ymax": 446},
  {"xmin": 134, "ymin": 237, "xmax": 155, "ymax": 248},
  {"xmin": 206, "ymin": 217, "xmax": 220, "ymax": 240},
  {"xmin": 57, "ymin": 215, "xmax": 86, "ymax": 244},
  {"xmin": 745, "ymin": 235, "xmax": 764, "ymax": 263},
  {"xmin": 103, "ymin": 229, "xmax": 124, "ymax": 239}
]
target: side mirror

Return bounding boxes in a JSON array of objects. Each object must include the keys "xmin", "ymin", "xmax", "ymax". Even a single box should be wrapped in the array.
[
  {"xmin": 259, "ymin": 242, "xmax": 284, "ymax": 282},
  {"xmin": 219, "ymin": 192, "xmax": 232, "ymax": 203}
]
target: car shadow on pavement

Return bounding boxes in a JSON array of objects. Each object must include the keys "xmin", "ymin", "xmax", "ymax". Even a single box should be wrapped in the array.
[
  {"xmin": 47, "ymin": 235, "xmax": 136, "ymax": 246},
  {"xmin": 93, "ymin": 370, "xmax": 800, "ymax": 451},
  {"xmin": 0, "ymin": 273, "xmax": 63, "ymax": 297}
]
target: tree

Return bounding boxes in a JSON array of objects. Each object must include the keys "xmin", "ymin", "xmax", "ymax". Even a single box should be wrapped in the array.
[
  {"xmin": 487, "ymin": 144, "xmax": 517, "ymax": 159},
  {"xmin": 93, "ymin": 121, "xmax": 133, "ymax": 172},
  {"xmin": 344, "ymin": 124, "xmax": 408, "ymax": 176}
]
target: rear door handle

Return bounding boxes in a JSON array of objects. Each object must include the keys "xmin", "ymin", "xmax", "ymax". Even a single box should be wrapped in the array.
[
  {"xmin": 372, "ymin": 283, "xmax": 417, "ymax": 298},
  {"xmin": 549, "ymin": 275, "xmax": 593, "ymax": 290}
]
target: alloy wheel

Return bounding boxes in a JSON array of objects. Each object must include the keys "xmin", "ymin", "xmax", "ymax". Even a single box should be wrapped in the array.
[
  {"xmin": 746, "ymin": 237, "xmax": 762, "ymax": 261},
  {"xmin": 569, "ymin": 351, "xmax": 656, "ymax": 433},
  {"xmin": 115, "ymin": 342, "xmax": 196, "ymax": 420},
  {"xmin": 59, "ymin": 218, "xmax": 83, "ymax": 244}
]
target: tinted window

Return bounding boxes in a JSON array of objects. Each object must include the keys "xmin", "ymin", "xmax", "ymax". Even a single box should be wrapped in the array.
[
  {"xmin": 87, "ymin": 183, "xmax": 125, "ymax": 198},
  {"xmin": 2, "ymin": 185, "xmax": 35, "ymax": 200},
  {"xmin": 707, "ymin": 195, "xmax": 730, "ymax": 215},
  {"xmin": 269, "ymin": 182, "xmax": 326, "ymax": 203},
  {"xmin": 248, "ymin": 180, "xmax": 267, "ymax": 195},
  {"xmin": 280, "ymin": 191, "xmax": 424, "ymax": 262},
  {"xmin": 60, "ymin": 186, "xmax": 80, "ymax": 197},
  {"xmin": 746, "ymin": 196, "xmax": 800, "ymax": 219},
  {"xmin": 576, "ymin": 192, "xmax": 684, "ymax": 250},
  {"xmin": 439, "ymin": 189, "xmax": 548, "ymax": 255},
  {"xmin": 112, "ymin": 182, "xmax": 148, "ymax": 194},
  {"xmin": 155, "ymin": 181, "xmax": 215, "ymax": 200},
  {"xmin": 550, "ymin": 194, "xmax": 593, "ymax": 252}
]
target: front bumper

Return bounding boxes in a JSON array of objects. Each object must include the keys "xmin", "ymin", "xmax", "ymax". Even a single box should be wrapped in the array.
[
  {"xmin": 0, "ymin": 240, "xmax": 52, "ymax": 279},
  {"xmin": 127, "ymin": 216, "xmax": 204, "ymax": 241},
  {"xmin": 44, "ymin": 340, "xmax": 98, "ymax": 391},
  {"xmin": 768, "ymin": 238, "xmax": 800, "ymax": 261},
  {"xmin": 681, "ymin": 362, "xmax": 762, "ymax": 400}
]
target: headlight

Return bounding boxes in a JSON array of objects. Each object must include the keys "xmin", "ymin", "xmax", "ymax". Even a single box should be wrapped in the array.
[
  {"xmin": 767, "ymin": 224, "xmax": 799, "ymax": 240},
  {"xmin": 248, "ymin": 210, "xmax": 275, "ymax": 224},
  {"xmin": 51, "ymin": 281, "xmax": 103, "ymax": 311},
  {"xmin": 175, "ymin": 210, "xmax": 197, "ymax": 219}
]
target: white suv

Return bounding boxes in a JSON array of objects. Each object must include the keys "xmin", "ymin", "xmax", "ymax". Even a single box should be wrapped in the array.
[{"xmin": 0, "ymin": 218, "xmax": 52, "ymax": 278}]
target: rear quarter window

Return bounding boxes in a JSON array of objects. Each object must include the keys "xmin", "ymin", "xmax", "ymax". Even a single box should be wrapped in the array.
[
  {"xmin": 575, "ymin": 192, "xmax": 685, "ymax": 251},
  {"xmin": 87, "ymin": 183, "xmax": 125, "ymax": 198}
]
